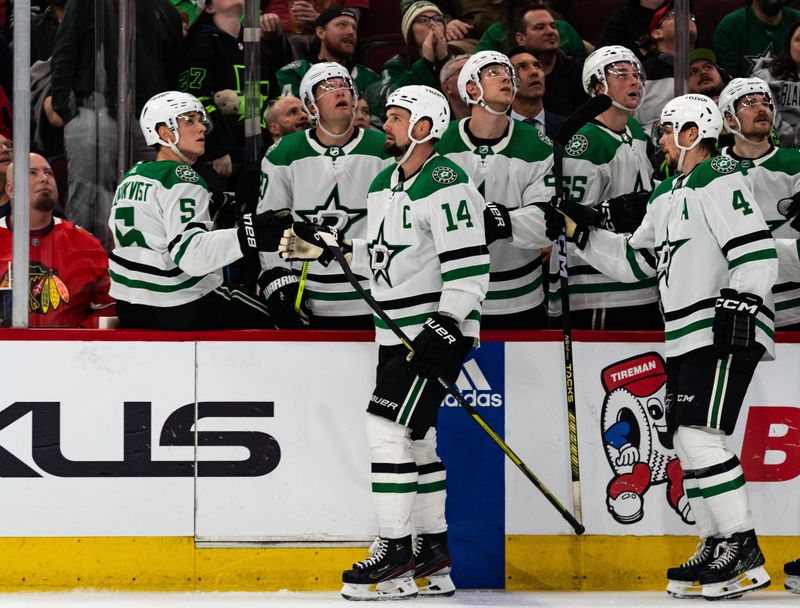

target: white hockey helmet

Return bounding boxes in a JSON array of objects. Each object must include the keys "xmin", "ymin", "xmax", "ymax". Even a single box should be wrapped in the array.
[
  {"xmin": 139, "ymin": 90, "xmax": 210, "ymax": 147},
  {"xmin": 660, "ymin": 94, "xmax": 722, "ymax": 171},
  {"xmin": 385, "ymin": 85, "xmax": 450, "ymax": 164},
  {"xmin": 718, "ymin": 77, "xmax": 775, "ymax": 140},
  {"xmin": 582, "ymin": 45, "xmax": 645, "ymax": 109},
  {"xmin": 457, "ymin": 50, "xmax": 518, "ymax": 115},
  {"xmin": 299, "ymin": 62, "xmax": 357, "ymax": 123}
]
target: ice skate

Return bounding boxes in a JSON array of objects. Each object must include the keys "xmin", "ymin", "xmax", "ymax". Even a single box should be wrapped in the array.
[
  {"xmin": 341, "ymin": 536, "xmax": 417, "ymax": 601},
  {"xmin": 665, "ymin": 536, "xmax": 722, "ymax": 598},
  {"xmin": 785, "ymin": 559, "xmax": 800, "ymax": 594},
  {"xmin": 413, "ymin": 532, "xmax": 456, "ymax": 597},
  {"xmin": 698, "ymin": 531, "xmax": 770, "ymax": 600}
]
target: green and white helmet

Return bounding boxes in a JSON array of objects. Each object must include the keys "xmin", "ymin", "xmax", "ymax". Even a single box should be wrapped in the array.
[{"xmin": 457, "ymin": 50, "xmax": 518, "ymax": 115}]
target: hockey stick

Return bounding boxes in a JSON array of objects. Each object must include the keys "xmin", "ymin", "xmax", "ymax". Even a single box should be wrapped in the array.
[
  {"xmin": 314, "ymin": 239, "xmax": 584, "ymax": 535},
  {"xmin": 552, "ymin": 94, "xmax": 613, "ymax": 526},
  {"xmin": 295, "ymin": 262, "xmax": 310, "ymax": 314}
]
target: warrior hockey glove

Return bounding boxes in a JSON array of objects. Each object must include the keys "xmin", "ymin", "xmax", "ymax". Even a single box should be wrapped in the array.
[
  {"xmin": 595, "ymin": 190, "xmax": 650, "ymax": 234},
  {"xmin": 712, "ymin": 288, "xmax": 763, "ymax": 356},
  {"xmin": 237, "ymin": 208, "xmax": 293, "ymax": 254},
  {"xmin": 407, "ymin": 312, "xmax": 463, "ymax": 380},
  {"xmin": 279, "ymin": 222, "xmax": 351, "ymax": 267},
  {"xmin": 777, "ymin": 191, "xmax": 800, "ymax": 232},
  {"xmin": 483, "ymin": 202, "xmax": 512, "ymax": 245},
  {"xmin": 257, "ymin": 267, "xmax": 311, "ymax": 329},
  {"xmin": 549, "ymin": 195, "xmax": 601, "ymax": 249}
]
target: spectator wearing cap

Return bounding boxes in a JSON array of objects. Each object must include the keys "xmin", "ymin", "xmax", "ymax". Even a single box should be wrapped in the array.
[
  {"xmin": 380, "ymin": 1, "xmax": 451, "ymax": 106},
  {"xmin": 439, "ymin": 53, "xmax": 470, "ymax": 119},
  {"xmin": 688, "ymin": 48, "xmax": 727, "ymax": 101},
  {"xmin": 714, "ymin": 0, "xmax": 800, "ymax": 79},
  {"xmin": 276, "ymin": 6, "xmax": 380, "ymax": 117},
  {"xmin": 755, "ymin": 21, "xmax": 800, "ymax": 147},
  {"xmin": 508, "ymin": 46, "xmax": 565, "ymax": 141}
]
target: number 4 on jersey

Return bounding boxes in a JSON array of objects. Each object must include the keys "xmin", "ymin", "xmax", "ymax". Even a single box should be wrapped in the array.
[{"xmin": 732, "ymin": 190, "xmax": 753, "ymax": 216}]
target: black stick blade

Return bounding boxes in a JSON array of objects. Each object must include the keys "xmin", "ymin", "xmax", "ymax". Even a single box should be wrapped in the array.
[{"xmin": 555, "ymin": 95, "xmax": 613, "ymax": 147}]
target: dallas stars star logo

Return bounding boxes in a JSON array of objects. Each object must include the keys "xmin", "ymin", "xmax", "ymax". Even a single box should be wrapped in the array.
[
  {"xmin": 369, "ymin": 219, "xmax": 409, "ymax": 287},
  {"xmin": 297, "ymin": 185, "xmax": 366, "ymax": 235},
  {"xmin": 744, "ymin": 43, "xmax": 774, "ymax": 75},
  {"xmin": 657, "ymin": 230, "xmax": 689, "ymax": 288}
]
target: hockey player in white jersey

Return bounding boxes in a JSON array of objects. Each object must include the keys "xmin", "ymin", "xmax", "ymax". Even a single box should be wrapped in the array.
[
  {"xmin": 435, "ymin": 50, "xmax": 555, "ymax": 329},
  {"xmin": 554, "ymin": 45, "xmax": 659, "ymax": 329},
  {"xmin": 717, "ymin": 77, "xmax": 800, "ymax": 330},
  {"xmin": 257, "ymin": 62, "xmax": 392, "ymax": 329},
  {"xmin": 279, "ymin": 85, "xmax": 489, "ymax": 600},
  {"xmin": 550, "ymin": 94, "xmax": 775, "ymax": 600},
  {"xmin": 109, "ymin": 91, "xmax": 292, "ymax": 330}
]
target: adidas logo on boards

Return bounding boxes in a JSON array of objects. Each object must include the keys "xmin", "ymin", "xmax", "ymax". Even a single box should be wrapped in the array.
[{"xmin": 443, "ymin": 358, "xmax": 503, "ymax": 408}]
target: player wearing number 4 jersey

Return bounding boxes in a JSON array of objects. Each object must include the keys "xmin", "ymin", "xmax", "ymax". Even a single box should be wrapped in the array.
[
  {"xmin": 109, "ymin": 91, "xmax": 291, "ymax": 330},
  {"xmin": 553, "ymin": 45, "xmax": 659, "ymax": 329},
  {"xmin": 279, "ymin": 85, "xmax": 489, "ymax": 601},
  {"xmin": 551, "ymin": 94, "xmax": 776, "ymax": 601}
]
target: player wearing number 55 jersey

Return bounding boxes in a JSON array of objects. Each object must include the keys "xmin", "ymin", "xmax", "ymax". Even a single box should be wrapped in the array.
[
  {"xmin": 109, "ymin": 91, "xmax": 291, "ymax": 330},
  {"xmin": 551, "ymin": 95, "xmax": 775, "ymax": 601}
]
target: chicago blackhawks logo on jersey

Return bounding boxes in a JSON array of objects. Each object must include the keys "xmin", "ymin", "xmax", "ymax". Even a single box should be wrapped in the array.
[
  {"xmin": 710, "ymin": 156, "xmax": 737, "ymax": 174},
  {"xmin": 432, "ymin": 166, "xmax": 458, "ymax": 185},
  {"xmin": 369, "ymin": 219, "xmax": 409, "ymax": 287},
  {"xmin": 296, "ymin": 185, "xmax": 367, "ymax": 234},
  {"xmin": 175, "ymin": 165, "xmax": 200, "ymax": 183},
  {"xmin": 29, "ymin": 262, "xmax": 70, "ymax": 315},
  {"xmin": 565, "ymin": 134, "xmax": 589, "ymax": 157}
]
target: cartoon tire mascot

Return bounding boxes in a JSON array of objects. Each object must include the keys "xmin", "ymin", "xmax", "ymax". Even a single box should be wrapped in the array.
[{"xmin": 601, "ymin": 352, "xmax": 693, "ymax": 525}]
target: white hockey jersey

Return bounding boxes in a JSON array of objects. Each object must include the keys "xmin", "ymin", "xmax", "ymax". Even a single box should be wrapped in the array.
[
  {"xmin": 350, "ymin": 154, "xmax": 490, "ymax": 345},
  {"xmin": 108, "ymin": 161, "xmax": 242, "ymax": 307},
  {"xmin": 258, "ymin": 128, "xmax": 392, "ymax": 318},
  {"xmin": 435, "ymin": 118, "xmax": 555, "ymax": 316},
  {"xmin": 720, "ymin": 146, "xmax": 800, "ymax": 327},
  {"xmin": 575, "ymin": 156, "xmax": 777, "ymax": 358},
  {"xmin": 552, "ymin": 117, "xmax": 656, "ymax": 314}
]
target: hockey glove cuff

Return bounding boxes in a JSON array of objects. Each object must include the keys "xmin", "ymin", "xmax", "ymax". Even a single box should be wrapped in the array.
[
  {"xmin": 279, "ymin": 222, "xmax": 351, "ymax": 267},
  {"xmin": 777, "ymin": 191, "xmax": 800, "ymax": 232},
  {"xmin": 483, "ymin": 202, "xmax": 512, "ymax": 244},
  {"xmin": 257, "ymin": 267, "xmax": 311, "ymax": 329},
  {"xmin": 712, "ymin": 288, "xmax": 763, "ymax": 357},
  {"xmin": 237, "ymin": 208, "xmax": 293, "ymax": 254},
  {"xmin": 596, "ymin": 190, "xmax": 650, "ymax": 234},
  {"xmin": 406, "ymin": 312, "xmax": 464, "ymax": 380}
]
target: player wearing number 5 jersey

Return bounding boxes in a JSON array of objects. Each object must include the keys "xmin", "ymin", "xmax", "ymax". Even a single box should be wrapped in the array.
[
  {"xmin": 109, "ymin": 91, "xmax": 291, "ymax": 330},
  {"xmin": 551, "ymin": 94, "xmax": 775, "ymax": 601},
  {"xmin": 553, "ymin": 45, "xmax": 658, "ymax": 329}
]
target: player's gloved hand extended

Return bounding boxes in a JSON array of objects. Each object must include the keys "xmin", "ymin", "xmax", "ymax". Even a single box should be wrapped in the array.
[
  {"xmin": 712, "ymin": 288, "xmax": 763, "ymax": 356},
  {"xmin": 595, "ymin": 190, "xmax": 650, "ymax": 234},
  {"xmin": 406, "ymin": 312, "xmax": 463, "ymax": 380},
  {"xmin": 547, "ymin": 195, "xmax": 601, "ymax": 249},
  {"xmin": 777, "ymin": 191, "xmax": 800, "ymax": 231},
  {"xmin": 483, "ymin": 202, "xmax": 512, "ymax": 245},
  {"xmin": 279, "ymin": 222, "xmax": 351, "ymax": 267},
  {"xmin": 237, "ymin": 208, "xmax": 293, "ymax": 254},
  {"xmin": 257, "ymin": 267, "xmax": 311, "ymax": 329}
]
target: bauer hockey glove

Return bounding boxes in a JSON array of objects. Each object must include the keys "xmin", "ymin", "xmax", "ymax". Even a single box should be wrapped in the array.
[
  {"xmin": 483, "ymin": 202, "xmax": 512, "ymax": 245},
  {"xmin": 595, "ymin": 190, "xmax": 650, "ymax": 234},
  {"xmin": 777, "ymin": 191, "xmax": 800, "ymax": 232},
  {"xmin": 712, "ymin": 288, "xmax": 763, "ymax": 356},
  {"xmin": 279, "ymin": 222, "xmax": 351, "ymax": 267},
  {"xmin": 549, "ymin": 195, "xmax": 601, "ymax": 249},
  {"xmin": 257, "ymin": 267, "xmax": 311, "ymax": 329},
  {"xmin": 406, "ymin": 312, "xmax": 464, "ymax": 380},
  {"xmin": 237, "ymin": 208, "xmax": 293, "ymax": 254}
]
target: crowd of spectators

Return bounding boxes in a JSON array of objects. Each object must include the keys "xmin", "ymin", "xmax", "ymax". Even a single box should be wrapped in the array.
[{"xmin": 1, "ymin": 0, "xmax": 800, "ymax": 329}]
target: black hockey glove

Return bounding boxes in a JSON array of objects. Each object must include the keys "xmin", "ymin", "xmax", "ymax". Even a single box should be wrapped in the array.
[
  {"xmin": 712, "ymin": 288, "xmax": 763, "ymax": 357},
  {"xmin": 257, "ymin": 267, "xmax": 311, "ymax": 329},
  {"xmin": 407, "ymin": 313, "xmax": 464, "ymax": 380},
  {"xmin": 777, "ymin": 192, "xmax": 800, "ymax": 232},
  {"xmin": 237, "ymin": 208, "xmax": 293, "ymax": 254},
  {"xmin": 279, "ymin": 222, "xmax": 351, "ymax": 267},
  {"xmin": 483, "ymin": 202, "xmax": 512, "ymax": 245},
  {"xmin": 545, "ymin": 205, "xmax": 565, "ymax": 241},
  {"xmin": 595, "ymin": 190, "xmax": 650, "ymax": 234},
  {"xmin": 548, "ymin": 195, "xmax": 601, "ymax": 249}
]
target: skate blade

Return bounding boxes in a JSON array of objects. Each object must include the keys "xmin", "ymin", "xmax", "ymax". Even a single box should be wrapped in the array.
[
  {"xmin": 785, "ymin": 574, "xmax": 800, "ymax": 594},
  {"xmin": 341, "ymin": 576, "xmax": 418, "ymax": 601},
  {"xmin": 666, "ymin": 579, "xmax": 702, "ymax": 599},
  {"xmin": 415, "ymin": 573, "xmax": 456, "ymax": 597},
  {"xmin": 700, "ymin": 566, "xmax": 770, "ymax": 600}
]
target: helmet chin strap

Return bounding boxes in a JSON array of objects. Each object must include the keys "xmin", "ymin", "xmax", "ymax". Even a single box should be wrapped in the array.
[
  {"xmin": 728, "ymin": 113, "xmax": 773, "ymax": 146},
  {"xmin": 674, "ymin": 129, "xmax": 702, "ymax": 173},
  {"xmin": 162, "ymin": 131, "xmax": 195, "ymax": 165},
  {"xmin": 311, "ymin": 97, "xmax": 356, "ymax": 139},
  {"xmin": 602, "ymin": 81, "xmax": 645, "ymax": 112}
]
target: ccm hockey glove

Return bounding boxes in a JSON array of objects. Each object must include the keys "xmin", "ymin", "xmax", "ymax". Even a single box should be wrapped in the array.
[
  {"xmin": 237, "ymin": 208, "xmax": 293, "ymax": 254},
  {"xmin": 257, "ymin": 267, "xmax": 311, "ymax": 329},
  {"xmin": 483, "ymin": 202, "xmax": 512, "ymax": 244},
  {"xmin": 595, "ymin": 190, "xmax": 650, "ymax": 234},
  {"xmin": 549, "ymin": 195, "xmax": 602, "ymax": 249},
  {"xmin": 407, "ymin": 313, "xmax": 464, "ymax": 380},
  {"xmin": 712, "ymin": 288, "xmax": 763, "ymax": 356},
  {"xmin": 279, "ymin": 222, "xmax": 351, "ymax": 267}
]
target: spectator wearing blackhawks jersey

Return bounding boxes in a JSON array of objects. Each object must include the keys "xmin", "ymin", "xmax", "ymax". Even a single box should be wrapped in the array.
[
  {"xmin": 553, "ymin": 45, "xmax": 659, "ymax": 330},
  {"xmin": 718, "ymin": 77, "xmax": 800, "ymax": 330},
  {"xmin": 280, "ymin": 85, "xmax": 488, "ymax": 601},
  {"xmin": 0, "ymin": 153, "xmax": 115, "ymax": 328},
  {"xmin": 436, "ymin": 51, "xmax": 554, "ymax": 329},
  {"xmin": 258, "ymin": 62, "xmax": 391, "ymax": 329},
  {"xmin": 551, "ymin": 94, "xmax": 775, "ymax": 601},
  {"xmin": 108, "ymin": 91, "xmax": 293, "ymax": 330}
]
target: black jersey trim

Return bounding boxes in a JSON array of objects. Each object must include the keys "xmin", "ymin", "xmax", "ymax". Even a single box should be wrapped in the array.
[
  {"xmin": 417, "ymin": 462, "xmax": 446, "ymax": 475},
  {"xmin": 489, "ymin": 256, "xmax": 543, "ymax": 282},
  {"xmin": 684, "ymin": 455, "xmax": 740, "ymax": 480},
  {"xmin": 721, "ymin": 230, "xmax": 773, "ymax": 256},
  {"xmin": 375, "ymin": 291, "xmax": 440, "ymax": 310},
  {"xmin": 109, "ymin": 253, "xmax": 185, "ymax": 277},
  {"xmin": 371, "ymin": 462, "xmax": 417, "ymax": 474},
  {"xmin": 166, "ymin": 222, "xmax": 209, "ymax": 252},
  {"xmin": 438, "ymin": 245, "xmax": 490, "ymax": 264}
]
